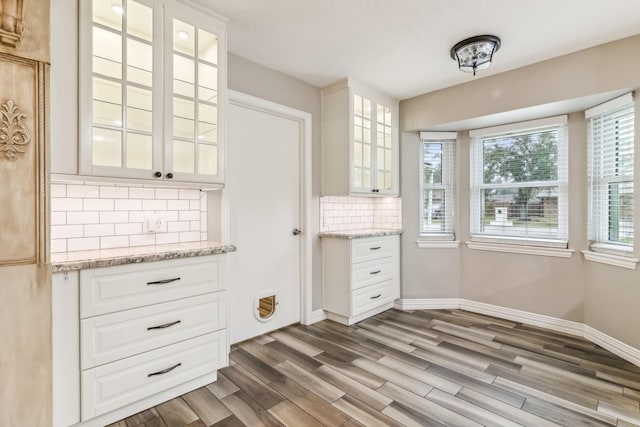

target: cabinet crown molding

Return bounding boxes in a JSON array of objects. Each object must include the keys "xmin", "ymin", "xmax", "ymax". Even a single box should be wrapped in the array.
[{"xmin": 0, "ymin": 0, "xmax": 25, "ymax": 48}]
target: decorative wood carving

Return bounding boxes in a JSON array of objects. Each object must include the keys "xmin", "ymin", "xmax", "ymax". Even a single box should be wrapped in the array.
[
  {"xmin": 0, "ymin": 99, "xmax": 30, "ymax": 160},
  {"xmin": 0, "ymin": 0, "xmax": 25, "ymax": 48}
]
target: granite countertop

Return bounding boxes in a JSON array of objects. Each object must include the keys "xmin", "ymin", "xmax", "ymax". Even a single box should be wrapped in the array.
[
  {"xmin": 51, "ymin": 241, "xmax": 236, "ymax": 272},
  {"xmin": 318, "ymin": 229, "xmax": 404, "ymax": 239}
]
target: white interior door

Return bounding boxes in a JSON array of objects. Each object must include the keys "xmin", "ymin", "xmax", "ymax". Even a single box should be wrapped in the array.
[{"xmin": 228, "ymin": 96, "xmax": 301, "ymax": 344}]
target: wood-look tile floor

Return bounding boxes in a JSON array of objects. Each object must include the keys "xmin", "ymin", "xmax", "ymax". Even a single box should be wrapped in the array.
[{"xmin": 108, "ymin": 309, "xmax": 640, "ymax": 427}]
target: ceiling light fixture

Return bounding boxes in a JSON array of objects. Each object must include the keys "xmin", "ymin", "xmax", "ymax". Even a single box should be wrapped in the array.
[{"xmin": 450, "ymin": 35, "xmax": 501, "ymax": 76}]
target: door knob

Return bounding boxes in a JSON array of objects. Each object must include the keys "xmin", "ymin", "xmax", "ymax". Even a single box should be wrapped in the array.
[{"xmin": 292, "ymin": 228, "xmax": 301, "ymax": 236}]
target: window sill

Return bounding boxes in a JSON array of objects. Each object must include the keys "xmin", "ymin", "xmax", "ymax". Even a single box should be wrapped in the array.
[
  {"xmin": 416, "ymin": 240, "xmax": 460, "ymax": 249},
  {"xmin": 466, "ymin": 241, "xmax": 574, "ymax": 258},
  {"xmin": 581, "ymin": 250, "xmax": 639, "ymax": 270}
]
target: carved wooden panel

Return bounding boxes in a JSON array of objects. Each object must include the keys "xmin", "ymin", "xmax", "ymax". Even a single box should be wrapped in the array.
[
  {"xmin": 0, "ymin": 52, "xmax": 46, "ymax": 265},
  {"xmin": 0, "ymin": 0, "xmax": 48, "ymax": 63}
]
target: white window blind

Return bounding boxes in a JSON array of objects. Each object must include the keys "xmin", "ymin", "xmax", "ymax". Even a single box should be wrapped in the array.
[
  {"xmin": 587, "ymin": 93, "xmax": 635, "ymax": 250},
  {"xmin": 420, "ymin": 132, "xmax": 456, "ymax": 240},
  {"xmin": 470, "ymin": 116, "xmax": 569, "ymax": 246}
]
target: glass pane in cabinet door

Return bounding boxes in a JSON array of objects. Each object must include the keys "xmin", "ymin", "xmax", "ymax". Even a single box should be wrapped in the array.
[
  {"xmin": 174, "ymin": 55, "xmax": 195, "ymax": 97},
  {"xmin": 173, "ymin": 140, "xmax": 195, "ymax": 173},
  {"xmin": 363, "ymin": 99, "xmax": 371, "ymax": 120},
  {"xmin": 92, "ymin": 128, "xmax": 122, "ymax": 167},
  {"xmin": 198, "ymin": 63, "xmax": 218, "ymax": 103},
  {"xmin": 363, "ymin": 144, "xmax": 371, "ymax": 166},
  {"xmin": 354, "ymin": 95, "xmax": 362, "ymax": 116},
  {"xmin": 385, "ymin": 149, "xmax": 391, "ymax": 170},
  {"xmin": 385, "ymin": 107, "xmax": 391, "ymax": 125},
  {"xmin": 354, "ymin": 142, "xmax": 362, "ymax": 167},
  {"xmin": 126, "ymin": 133, "xmax": 152, "ymax": 169},
  {"xmin": 198, "ymin": 144, "xmax": 217, "ymax": 175},
  {"xmin": 93, "ymin": 0, "xmax": 122, "ymax": 31},
  {"xmin": 92, "ymin": 78, "xmax": 122, "ymax": 126},
  {"xmin": 126, "ymin": 0, "xmax": 152, "ymax": 41},
  {"xmin": 127, "ymin": 39, "xmax": 153, "ymax": 86},
  {"xmin": 377, "ymin": 171, "xmax": 384, "ymax": 190},
  {"xmin": 173, "ymin": 98, "xmax": 195, "ymax": 139},
  {"xmin": 385, "ymin": 172, "xmax": 392, "ymax": 189},
  {"xmin": 363, "ymin": 127, "xmax": 371, "ymax": 144},
  {"xmin": 353, "ymin": 124, "xmax": 362, "ymax": 142},
  {"xmin": 353, "ymin": 167, "xmax": 362, "ymax": 188},
  {"xmin": 173, "ymin": 19, "xmax": 195, "ymax": 56},
  {"xmin": 377, "ymin": 104, "xmax": 384, "ymax": 123},
  {"xmin": 127, "ymin": 86, "xmax": 152, "ymax": 132},
  {"xmin": 198, "ymin": 104, "xmax": 217, "ymax": 143},
  {"xmin": 363, "ymin": 169, "xmax": 371, "ymax": 188},
  {"xmin": 93, "ymin": 27, "xmax": 122, "ymax": 78},
  {"xmin": 198, "ymin": 29, "xmax": 218, "ymax": 64}
]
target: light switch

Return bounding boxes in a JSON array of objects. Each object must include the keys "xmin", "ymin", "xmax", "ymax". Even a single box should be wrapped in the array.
[{"xmin": 145, "ymin": 214, "xmax": 164, "ymax": 233}]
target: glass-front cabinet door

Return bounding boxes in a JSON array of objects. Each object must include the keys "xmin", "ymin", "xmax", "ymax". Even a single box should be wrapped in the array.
[
  {"xmin": 351, "ymin": 93, "xmax": 396, "ymax": 194},
  {"xmin": 80, "ymin": 0, "xmax": 226, "ymax": 183}
]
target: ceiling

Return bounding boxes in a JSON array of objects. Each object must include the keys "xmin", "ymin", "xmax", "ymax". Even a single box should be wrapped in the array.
[{"xmin": 198, "ymin": 0, "xmax": 640, "ymax": 101}]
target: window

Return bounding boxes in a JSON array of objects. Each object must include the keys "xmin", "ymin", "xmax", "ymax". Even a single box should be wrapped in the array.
[
  {"xmin": 587, "ymin": 93, "xmax": 635, "ymax": 253},
  {"xmin": 469, "ymin": 116, "xmax": 568, "ymax": 246},
  {"xmin": 420, "ymin": 132, "xmax": 456, "ymax": 240}
]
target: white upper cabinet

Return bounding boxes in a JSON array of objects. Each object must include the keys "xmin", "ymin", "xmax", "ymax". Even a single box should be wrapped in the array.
[
  {"xmin": 322, "ymin": 78, "xmax": 399, "ymax": 196},
  {"xmin": 79, "ymin": 0, "xmax": 226, "ymax": 184}
]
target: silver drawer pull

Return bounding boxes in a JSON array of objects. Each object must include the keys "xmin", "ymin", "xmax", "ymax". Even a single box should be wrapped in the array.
[
  {"xmin": 146, "ymin": 277, "xmax": 181, "ymax": 285},
  {"xmin": 147, "ymin": 320, "xmax": 181, "ymax": 331},
  {"xmin": 370, "ymin": 246, "xmax": 382, "ymax": 250},
  {"xmin": 370, "ymin": 294, "xmax": 382, "ymax": 299},
  {"xmin": 370, "ymin": 270, "xmax": 381, "ymax": 275},
  {"xmin": 148, "ymin": 362, "xmax": 181, "ymax": 377}
]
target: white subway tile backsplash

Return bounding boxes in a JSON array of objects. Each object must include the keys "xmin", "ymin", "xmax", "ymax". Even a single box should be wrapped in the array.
[
  {"xmin": 179, "ymin": 189, "xmax": 200, "ymax": 200},
  {"xmin": 51, "ymin": 198, "xmax": 83, "ymax": 212},
  {"xmin": 129, "ymin": 187, "xmax": 155, "ymax": 199},
  {"xmin": 320, "ymin": 196, "xmax": 402, "ymax": 232},
  {"xmin": 179, "ymin": 210, "xmax": 200, "ymax": 221},
  {"xmin": 130, "ymin": 234, "xmax": 156, "ymax": 247},
  {"xmin": 100, "ymin": 186, "xmax": 129, "ymax": 199},
  {"xmin": 67, "ymin": 185, "xmax": 99, "ymax": 198},
  {"xmin": 156, "ymin": 233, "xmax": 179, "ymax": 244},
  {"xmin": 51, "ymin": 184, "xmax": 66, "ymax": 198},
  {"xmin": 51, "ymin": 212, "xmax": 66, "ymax": 226},
  {"xmin": 67, "ymin": 237, "xmax": 100, "ymax": 252},
  {"xmin": 115, "ymin": 199, "xmax": 142, "ymax": 211},
  {"xmin": 67, "ymin": 211, "xmax": 100, "ymax": 225},
  {"xmin": 51, "ymin": 225, "xmax": 83, "ymax": 239},
  {"xmin": 168, "ymin": 221, "xmax": 190, "ymax": 233},
  {"xmin": 100, "ymin": 211, "xmax": 129, "ymax": 224},
  {"xmin": 155, "ymin": 188, "xmax": 179, "ymax": 199},
  {"xmin": 179, "ymin": 231, "xmax": 200, "ymax": 242},
  {"xmin": 101, "ymin": 235, "xmax": 129, "ymax": 249},
  {"xmin": 84, "ymin": 224, "xmax": 115, "ymax": 237},
  {"xmin": 115, "ymin": 223, "xmax": 143, "ymax": 235},
  {"xmin": 142, "ymin": 199, "xmax": 167, "ymax": 211},
  {"xmin": 84, "ymin": 199, "xmax": 114, "ymax": 211},
  {"xmin": 168, "ymin": 200, "xmax": 189, "ymax": 210},
  {"xmin": 50, "ymin": 182, "xmax": 211, "ymax": 253}
]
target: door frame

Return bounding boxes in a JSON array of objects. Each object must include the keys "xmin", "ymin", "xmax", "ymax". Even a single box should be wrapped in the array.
[{"xmin": 226, "ymin": 90, "xmax": 313, "ymax": 325}]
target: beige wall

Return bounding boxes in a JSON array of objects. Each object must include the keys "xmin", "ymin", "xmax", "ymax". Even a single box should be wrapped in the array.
[
  {"xmin": 400, "ymin": 34, "xmax": 640, "ymax": 348},
  {"xmin": 227, "ymin": 53, "xmax": 324, "ymax": 310}
]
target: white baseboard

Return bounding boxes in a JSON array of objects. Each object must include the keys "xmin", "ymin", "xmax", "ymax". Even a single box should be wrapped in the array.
[
  {"xmin": 393, "ymin": 298, "xmax": 460, "ymax": 310},
  {"xmin": 397, "ymin": 298, "xmax": 640, "ymax": 367},
  {"xmin": 310, "ymin": 309, "xmax": 327, "ymax": 324},
  {"xmin": 458, "ymin": 299, "xmax": 584, "ymax": 337},
  {"xmin": 584, "ymin": 325, "xmax": 640, "ymax": 368}
]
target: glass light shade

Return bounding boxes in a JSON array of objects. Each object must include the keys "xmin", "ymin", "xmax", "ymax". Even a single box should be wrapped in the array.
[{"xmin": 450, "ymin": 35, "xmax": 501, "ymax": 75}]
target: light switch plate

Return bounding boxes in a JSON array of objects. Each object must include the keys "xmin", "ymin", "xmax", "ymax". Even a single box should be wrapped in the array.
[{"xmin": 144, "ymin": 214, "xmax": 164, "ymax": 233}]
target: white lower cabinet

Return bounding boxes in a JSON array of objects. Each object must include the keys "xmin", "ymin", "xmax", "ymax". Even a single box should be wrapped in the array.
[
  {"xmin": 53, "ymin": 255, "xmax": 228, "ymax": 427},
  {"xmin": 322, "ymin": 235, "xmax": 400, "ymax": 325}
]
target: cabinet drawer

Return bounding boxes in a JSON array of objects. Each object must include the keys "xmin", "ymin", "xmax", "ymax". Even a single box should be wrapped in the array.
[
  {"xmin": 351, "ymin": 235, "xmax": 398, "ymax": 263},
  {"xmin": 351, "ymin": 257, "xmax": 398, "ymax": 290},
  {"xmin": 81, "ymin": 331, "xmax": 226, "ymax": 420},
  {"xmin": 80, "ymin": 256, "xmax": 222, "ymax": 318},
  {"xmin": 351, "ymin": 279, "xmax": 397, "ymax": 315},
  {"xmin": 81, "ymin": 292, "xmax": 226, "ymax": 370}
]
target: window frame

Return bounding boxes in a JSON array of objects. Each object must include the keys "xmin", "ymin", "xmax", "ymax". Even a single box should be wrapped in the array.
[
  {"xmin": 419, "ymin": 131, "xmax": 457, "ymax": 242},
  {"xmin": 469, "ymin": 115, "xmax": 569, "ymax": 248},
  {"xmin": 586, "ymin": 93, "xmax": 635, "ymax": 255}
]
